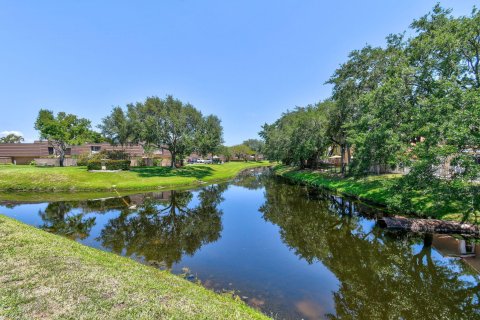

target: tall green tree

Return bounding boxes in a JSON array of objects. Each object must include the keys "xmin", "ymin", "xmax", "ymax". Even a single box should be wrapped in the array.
[
  {"xmin": 136, "ymin": 96, "xmax": 203, "ymax": 167},
  {"xmin": 34, "ymin": 110, "xmax": 93, "ymax": 166},
  {"xmin": 260, "ymin": 102, "xmax": 332, "ymax": 168},
  {"xmin": 196, "ymin": 115, "xmax": 224, "ymax": 157},
  {"xmin": 262, "ymin": 4, "xmax": 480, "ymax": 219},
  {"xmin": 99, "ymin": 106, "xmax": 133, "ymax": 148}
]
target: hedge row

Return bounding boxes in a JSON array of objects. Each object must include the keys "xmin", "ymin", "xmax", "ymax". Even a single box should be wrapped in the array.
[{"xmin": 87, "ymin": 160, "xmax": 130, "ymax": 171}]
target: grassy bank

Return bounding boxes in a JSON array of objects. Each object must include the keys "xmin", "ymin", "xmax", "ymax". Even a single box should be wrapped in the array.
[
  {"xmin": 274, "ymin": 165, "xmax": 468, "ymax": 222},
  {"xmin": 0, "ymin": 215, "xmax": 268, "ymax": 320},
  {"xmin": 0, "ymin": 162, "xmax": 271, "ymax": 192}
]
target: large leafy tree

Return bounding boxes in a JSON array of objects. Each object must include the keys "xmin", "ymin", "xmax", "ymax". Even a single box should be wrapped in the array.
[
  {"xmin": 260, "ymin": 101, "xmax": 332, "ymax": 168},
  {"xmin": 0, "ymin": 133, "xmax": 24, "ymax": 143},
  {"xmin": 242, "ymin": 139, "xmax": 264, "ymax": 160},
  {"xmin": 34, "ymin": 110, "xmax": 94, "ymax": 166},
  {"xmin": 196, "ymin": 115, "xmax": 224, "ymax": 157},
  {"xmin": 125, "ymin": 95, "xmax": 222, "ymax": 168},
  {"xmin": 386, "ymin": 5, "xmax": 480, "ymax": 220},
  {"xmin": 229, "ymin": 144, "xmax": 253, "ymax": 161},
  {"xmin": 98, "ymin": 106, "xmax": 134, "ymax": 148},
  {"xmin": 260, "ymin": 4, "xmax": 480, "ymax": 221}
]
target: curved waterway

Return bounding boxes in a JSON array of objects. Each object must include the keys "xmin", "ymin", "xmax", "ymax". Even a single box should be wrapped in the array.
[{"xmin": 1, "ymin": 168, "xmax": 479, "ymax": 319}]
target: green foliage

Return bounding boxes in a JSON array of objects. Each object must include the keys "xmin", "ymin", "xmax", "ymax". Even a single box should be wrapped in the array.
[
  {"xmin": 76, "ymin": 153, "xmax": 91, "ymax": 166},
  {"xmin": 107, "ymin": 95, "xmax": 224, "ymax": 168},
  {"xmin": 77, "ymin": 150, "xmax": 130, "ymax": 166},
  {"xmin": 87, "ymin": 160, "xmax": 102, "ymax": 170},
  {"xmin": 263, "ymin": 4, "xmax": 480, "ymax": 221},
  {"xmin": 229, "ymin": 144, "xmax": 253, "ymax": 161},
  {"xmin": 99, "ymin": 106, "xmax": 133, "ymax": 147},
  {"xmin": 216, "ymin": 145, "xmax": 232, "ymax": 161},
  {"xmin": 0, "ymin": 133, "xmax": 24, "ymax": 143},
  {"xmin": 242, "ymin": 139, "xmax": 264, "ymax": 154},
  {"xmin": 34, "ymin": 109, "xmax": 95, "ymax": 166},
  {"xmin": 260, "ymin": 102, "xmax": 333, "ymax": 167},
  {"xmin": 196, "ymin": 115, "xmax": 224, "ymax": 157},
  {"xmin": 87, "ymin": 160, "xmax": 130, "ymax": 171}
]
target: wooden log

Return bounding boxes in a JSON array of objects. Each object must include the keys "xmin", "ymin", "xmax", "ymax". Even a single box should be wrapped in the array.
[{"xmin": 378, "ymin": 216, "xmax": 480, "ymax": 236}]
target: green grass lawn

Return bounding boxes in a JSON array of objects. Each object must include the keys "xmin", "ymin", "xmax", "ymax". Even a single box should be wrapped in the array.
[
  {"xmin": 0, "ymin": 162, "xmax": 272, "ymax": 192},
  {"xmin": 274, "ymin": 165, "xmax": 470, "ymax": 222},
  {"xmin": 0, "ymin": 215, "xmax": 269, "ymax": 320}
]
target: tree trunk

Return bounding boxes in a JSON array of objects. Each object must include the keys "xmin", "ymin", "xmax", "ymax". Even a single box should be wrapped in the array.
[
  {"xmin": 378, "ymin": 216, "xmax": 480, "ymax": 235},
  {"xmin": 59, "ymin": 151, "xmax": 65, "ymax": 167},
  {"xmin": 340, "ymin": 144, "xmax": 346, "ymax": 176},
  {"xmin": 171, "ymin": 152, "xmax": 176, "ymax": 168},
  {"xmin": 347, "ymin": 144, "xmax": 351, "ymax": 169}
]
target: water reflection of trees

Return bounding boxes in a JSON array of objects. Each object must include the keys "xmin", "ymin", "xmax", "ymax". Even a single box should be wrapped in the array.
[
  {"xmin": 260, "ymin": 180, "xmax": 480, "ymax": 319},
  {"xmin": 99, "ymin": 184, "xmax": 227, "ymax": 268},
  {"xmin": 39, "ymin": 202, "xmax": 96, "ymax": 240},
  {"xmin": 35, "ymin": 197, "xmax": 139, "ymax": 240},
  {"xmin": 232, "ymin": 167, "xmax": 270, "ymax": 190}
]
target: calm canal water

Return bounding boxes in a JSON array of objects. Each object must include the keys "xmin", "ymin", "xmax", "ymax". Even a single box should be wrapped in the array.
[{"xmin": 1, "ymin": 168, "xmax": 479, "ymax": 319}]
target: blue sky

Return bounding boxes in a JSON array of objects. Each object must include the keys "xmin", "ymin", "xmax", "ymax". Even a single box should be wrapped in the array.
[{"xmin": 0, "ymin": 0, "xmax": 477, "ymax": 145}]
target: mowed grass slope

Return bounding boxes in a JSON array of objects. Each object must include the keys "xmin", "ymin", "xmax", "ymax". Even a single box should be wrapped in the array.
[
  {"xmin": 0, "ymin": 215, "xmax": 269, "ymax": 320},
  {"xmin": 0, "ymin": 162, "xmax": 271, "ymax": 192}
]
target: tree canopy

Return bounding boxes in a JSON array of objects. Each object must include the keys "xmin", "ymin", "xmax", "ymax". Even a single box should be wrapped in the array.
[
  {"xmin": 103, "ymin": 95, "xmax": 224, "ymax": 167},
  {"xmin": 34, "ymin": 110, "xmax": 94, "ymax": 166},
  {"xmin": 260, "ymin": 4, "xmax": 480, "ymax": 220},
  {"xmin": 0, "ymin": 133, "xmax": 24, "ymax": 143}
]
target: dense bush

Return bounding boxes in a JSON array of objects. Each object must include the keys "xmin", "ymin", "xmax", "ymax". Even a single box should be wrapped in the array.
[
  {"xmin": 104, "ymin": 150, "xmax": 130, "ymax": 160},
  {"xmin": 87, "ymin": 160, "xmax": 130, "ymax": 171},
  {"xmin": 87, "ymin": 160, "xmax": 102, "ymax": 170},
  {"xmin": 76, "ymin": 153, "xmax": 91, "ymax": 166},
  {"xmin": 107, "ymin": 160, "xmax": 131, "ymax": 170},
  {"xmin": 78, "ymin": 150, "xmax": 130, "ymax": 167}
]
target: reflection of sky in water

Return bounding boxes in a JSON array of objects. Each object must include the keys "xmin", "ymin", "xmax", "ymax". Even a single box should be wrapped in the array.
[
  {"xmin": 0, "ymin": 203, "xmax": 48, "ymax": 227},
  {"xmin": 1, "ymin": 173, "xmax": 479, "ymax": 320}
]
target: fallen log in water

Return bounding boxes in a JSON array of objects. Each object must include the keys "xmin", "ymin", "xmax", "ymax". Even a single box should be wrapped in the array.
[{"xmin": 378, "ymin": 216, "xmax": 480, "ymax": 236}]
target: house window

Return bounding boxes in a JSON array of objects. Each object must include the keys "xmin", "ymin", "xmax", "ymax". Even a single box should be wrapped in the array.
[
  {"xmin": 65, "ymin": 148, "xmax": 72, "ymax": 156},
  {"xmin": 48, "ymin": 147, "xmax": 54, "ymax": 155},
  {"xmin": 91, "ymin": 146, "xmax": 101, "ymax": 154}
]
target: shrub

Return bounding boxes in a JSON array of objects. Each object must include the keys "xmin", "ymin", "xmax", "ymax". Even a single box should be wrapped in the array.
[
  {"xmin": 87, "ymin": 160, "xmax": 130, "ymax": 171},
  {"xmin": 76, "ymin": 153, "xmax": 91, "ymax": 166},
  {"xmin": 105, "ymin": 150, "xmax": 130, "ymax": 160},
  {"xmin": 87, "ymin": 160, "xmax": 102, "ymax": 170},
  {"xmin": 106, "ymin": 160, "xmax": 130, "ymax": 170}
]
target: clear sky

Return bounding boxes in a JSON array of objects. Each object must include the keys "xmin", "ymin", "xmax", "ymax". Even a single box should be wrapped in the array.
[{"xmin": 0, "ymin": 0, "xmax": 477, "ymax": 145}]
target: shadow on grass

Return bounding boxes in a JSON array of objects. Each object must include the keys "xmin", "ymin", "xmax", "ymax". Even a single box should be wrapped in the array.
[{"xmin": 130, "ymin": 166, "xmax": 214, "ymax": 179}]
